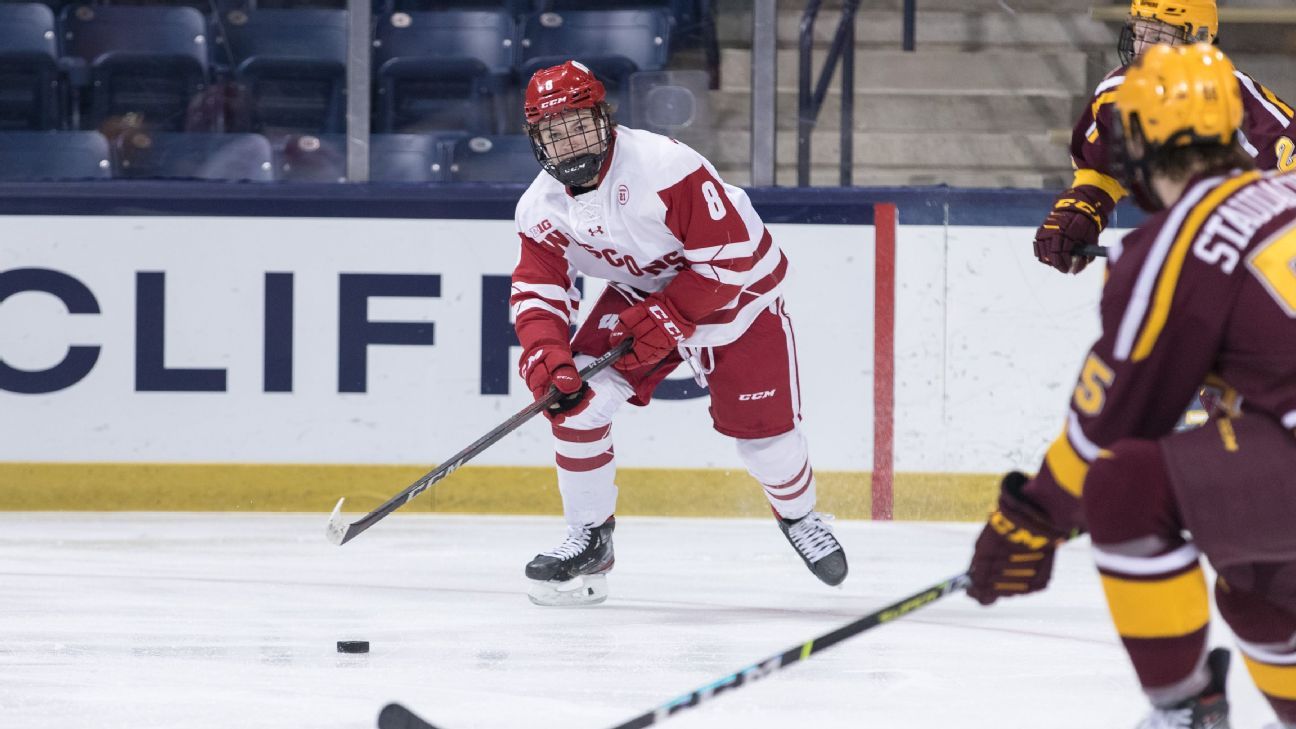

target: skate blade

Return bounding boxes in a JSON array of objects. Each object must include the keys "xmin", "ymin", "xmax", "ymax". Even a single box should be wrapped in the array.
[{"xmin": 527, "ymin": 574, "xmax": 608, "ymax": 607}]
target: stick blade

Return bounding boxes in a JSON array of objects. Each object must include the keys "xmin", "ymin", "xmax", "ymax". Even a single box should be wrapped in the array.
[
  {"xmin": 325, "ymin": 498, "xmax": 353, "ymax": 546},
  {"xmin": 378, "ymin": 703, "xmax": 440, "ymax": 729}
]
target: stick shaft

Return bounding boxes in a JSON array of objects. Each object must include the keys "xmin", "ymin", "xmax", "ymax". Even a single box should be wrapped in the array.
[
  {"xmin": 1078, "ymin": 244, "xmax": 1108, "ymax": 258},
  {"xmin": 608, "ymin": 573, "xmax": 969, "ymax": 729},
  {"xmin": 330, "ymin": 341, "xmax": 631, "ymax": 545}
]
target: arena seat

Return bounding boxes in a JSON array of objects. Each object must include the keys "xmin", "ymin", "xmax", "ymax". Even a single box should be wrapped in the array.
[
  {"xmin": 251, "ymin": 0, "xmax": 344, "ymax": 8},
  {"xmin": 270, "ymin": 132, "xmax": 345, "ymax": 182},
  {"xmin": 95, "ymin": 0, "xmax": 247, "ymax": 13},
  {"xmin": 2, "ymin": 0, "xmax": 83, "ymax": 16},
  {"xmin": 0, "ymin": 3, "xmax": 61, "ymax": 130},
  {"xmin": 373, "ymin": 131, "xmax": 469, "ymax": 182},
  {"xmin": 61, "ymin": 5, "xmax": 210, "ymax": 131},
  {"xmin": 374, "ymin": 10, "xmax": 515, "ymax": 134},
  {"xmin": 536, "ymin": 0, "xmax": 713, "ymax": 74},
  {"xmin": 392, "ymin": 0, "xmax": 531, "ymax": 17},
  {"xmin": 113, "ymin": 130, "xmax": 273, "ymax": 180},
  {"xmin": 518, "ymin": 9, "xmax": 671, "ymax": 73},
  {"xmin": 272, "ymin": 132, "xmax": 466, "ymax": 182},
  {"xmin": 537, "ymin": 0, "xmax": 695, "ymax": 29},
  {"xmin": 518, "ymin": 9, "xmax": 671, "ymax": 112},
  {"xmin": 446, "ymin": 133, "xmax": 536, "ymax": 182},
  {"xmin": 214, "ymin": 8, "xmax": 347, "ymax": 134},
  {"xmin": 0, "ymin": 130, "xmax": 110, "ymax": 179}
]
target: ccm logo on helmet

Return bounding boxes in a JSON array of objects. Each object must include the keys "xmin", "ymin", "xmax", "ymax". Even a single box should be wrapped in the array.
[
  {"xmin": 739, "ymin": 390, "xmax": 777, "ymax": 401},
  {"xmin": 539, "ymin": 96, "xmax": 569, "ymax": 109}
]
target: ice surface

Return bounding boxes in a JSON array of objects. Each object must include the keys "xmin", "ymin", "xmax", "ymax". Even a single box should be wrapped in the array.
[{"xmin": 0, "ymin": 514, "xmax": 1272, "ymax": 729}]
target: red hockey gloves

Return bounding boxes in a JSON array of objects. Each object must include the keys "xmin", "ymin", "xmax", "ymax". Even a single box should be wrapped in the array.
[
  {"xmin": 608, "ymin": 295, "xmax": 697, "ymax": 372},
  {"xmin": 1033, "ymin": 185, "xmax": 1113, "ymax": 275},
  {"xmin": 967, "ymin": 472, "xmax": 1070, "ymax": 606},
  {"xmin": 518, "ymin": 342, "xmax": 593, "ymax": 424}
]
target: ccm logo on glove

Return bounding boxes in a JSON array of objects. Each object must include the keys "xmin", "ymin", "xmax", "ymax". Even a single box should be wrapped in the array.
[
  {"xmin": 649, "ymin": 304, "xmax": 684, "ymax": 341},
  {"xmin": 987, "ymin": 511, "xmax": 1052, "ymax": 551},
  {"xmin": 609, "ymin": 296, "xmax": 697, "ymax": 372}
]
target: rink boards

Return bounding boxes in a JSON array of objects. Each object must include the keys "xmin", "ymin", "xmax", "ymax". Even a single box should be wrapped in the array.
[{"xmin": 0, "ymin": 187, "xmax": 1133, "ymax": 518}]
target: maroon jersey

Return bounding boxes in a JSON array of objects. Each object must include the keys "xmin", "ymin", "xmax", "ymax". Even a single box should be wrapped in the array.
[
  {"xmin": 1069, "ymin": 66, "xmax": 1296, "ymax": 204},
  {"xmin": 1025, "ymin": 169, "xmax": 1296, "ymax": 529}
]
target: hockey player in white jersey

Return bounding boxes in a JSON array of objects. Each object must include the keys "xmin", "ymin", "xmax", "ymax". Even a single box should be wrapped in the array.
[{"xmin": 510, "ymin": 60, "xmax": 848, "ymax": 606}]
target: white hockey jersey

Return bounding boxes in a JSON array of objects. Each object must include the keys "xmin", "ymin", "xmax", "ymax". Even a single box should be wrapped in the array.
[{"xmin": 510, "ymin": 126, "xmax": 787, "ymax": 347}]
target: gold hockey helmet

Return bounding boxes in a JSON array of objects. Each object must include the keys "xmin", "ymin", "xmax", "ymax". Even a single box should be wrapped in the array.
[
  {"xmin": 1119, "ymin": 0, "xmax": 1218, "ymax": 66},
  {"xmin": 1112, "ymin": 43, "xmax": 1242, "ymax": 209}
]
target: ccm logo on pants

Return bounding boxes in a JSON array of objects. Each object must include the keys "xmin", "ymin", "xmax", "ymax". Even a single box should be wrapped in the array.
[{"xmin": 739, "ymin": 389, "xmax": 777, "ymax": 401}]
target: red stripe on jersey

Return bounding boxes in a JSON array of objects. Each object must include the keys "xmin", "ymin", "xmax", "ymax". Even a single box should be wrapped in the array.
[
  {"xmin": 694, "ymin": 229, "xmax": 774, "ymax": 274},
  {"xmin": 509, "ymin": 292, "xmax": 574, "ymax": 322},
  {"xmin": 509, "ymin": 284, "xmax": 573, "ymax": 312},
  {"xmin": 693, "ymin": 251, "xmax": 789, "ymax": 326},
  {"xmin": 511, "ymin": 232, "xmax": 578, "ymax": 347},
  {"xmin": 552, "ymin": 423, "xmax": 612, "ymax": 444},
  {"xmin": 746, "ymin": 248, "xmax": 787, "ymax": 296},
  {"xmin": 660, "ymin": 268, "xmax": 742, "ymax": 323},
  {"xmin": 556, "ymin": 448, "xmax": 615, "ymax": 472},
  {"xmin": 658, "ymin": 166, "xmax": 753, "ymax": 250},
  {"xmin": 513, "ymin": 233, "xmax": 573, "ymax": 286}
]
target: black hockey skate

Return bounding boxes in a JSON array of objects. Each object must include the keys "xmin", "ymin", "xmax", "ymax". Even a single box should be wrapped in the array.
[
  {"xmin": 777, "ymin": 511, "xmax": 848, "ymax": 586},
  {"xmin": 525, "ymin": 517, "xmax": 615, "ymax": 607},
  {"xmin": 1137, "ymin": 648, "xmax": 1231, "ymax": 729}
]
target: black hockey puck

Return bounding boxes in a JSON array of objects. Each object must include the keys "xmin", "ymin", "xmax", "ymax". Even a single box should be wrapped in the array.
[{"xmin": 337, "ymin": 640, "xmax": 370, "ymax": 654}]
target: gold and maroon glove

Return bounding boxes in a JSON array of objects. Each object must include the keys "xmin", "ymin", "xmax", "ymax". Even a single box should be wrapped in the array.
[
  {"xmin": 967, "ymin": 472, "xmax": 1070, "ymax": 606},
  {"xmin": 1033, "ymin": 185, "xmax": 1114, "ymax": 275}
]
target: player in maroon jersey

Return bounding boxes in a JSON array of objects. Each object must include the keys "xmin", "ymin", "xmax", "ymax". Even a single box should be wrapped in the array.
[
  {"xmin": 510, "ymin": 61, "xmax": 848, "ymax": 606},
  {"xmin": 968, "ymin": 44, "xmax": 1296, "ymax": 728},
  {"xmin": 1033, "ymin": 0, "xmax": 1295, "ymax": 276}
]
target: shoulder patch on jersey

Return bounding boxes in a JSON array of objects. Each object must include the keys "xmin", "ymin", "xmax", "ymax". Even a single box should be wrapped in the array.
[{"xmin": 527, "ymin": 219, "xmax": 554, "ymax": 239}]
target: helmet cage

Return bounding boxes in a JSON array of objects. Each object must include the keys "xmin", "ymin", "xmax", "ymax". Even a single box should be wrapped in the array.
[
  {"xmin": 526, "ymin": 103, "xmax": 614, "ymax": 188},
  {"xmin": 1118, "ymin": 17, "xmax": 1200, "ymax": 66}
]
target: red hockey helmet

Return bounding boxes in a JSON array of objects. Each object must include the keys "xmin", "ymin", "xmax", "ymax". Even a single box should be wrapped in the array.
[
  {"xmin": 524, "ymin": 60, "xmax": 615, "ymax": 187},
  {"xmin": 524, "ymin": 60, "xmax": 607, "ymax": 125}
]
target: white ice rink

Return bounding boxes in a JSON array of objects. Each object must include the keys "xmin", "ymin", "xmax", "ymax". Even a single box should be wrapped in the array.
[{"xmin": 0, "ymin": 514, "xmax": 1274, "ymax": 729}]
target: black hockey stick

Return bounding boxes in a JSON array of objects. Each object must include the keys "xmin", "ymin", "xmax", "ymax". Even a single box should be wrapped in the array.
[
  {"xmin": 375, "ymin": 573, "xmax": 970, "ymax": 729},
  {"xmin": 1078, "ymin": 244, "xmax": 1109, "ymax": 258},
  {"xmin": 326, "ymin": 340, "xmax": 632, "ymax": 546}
]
